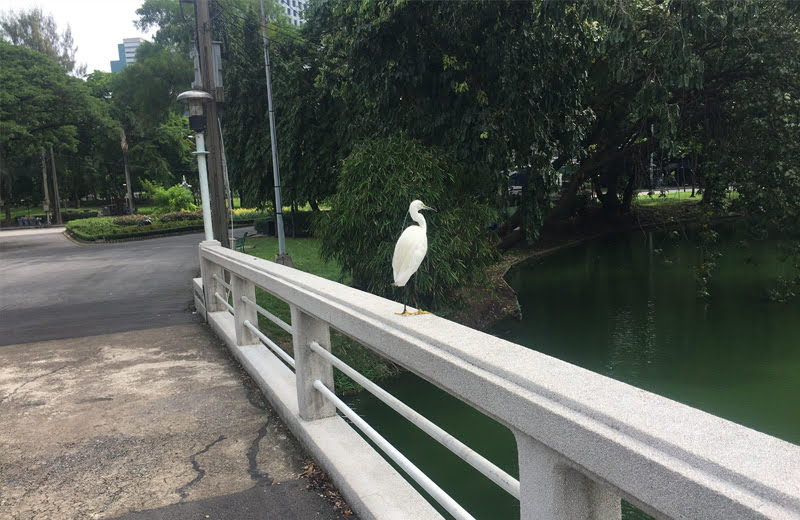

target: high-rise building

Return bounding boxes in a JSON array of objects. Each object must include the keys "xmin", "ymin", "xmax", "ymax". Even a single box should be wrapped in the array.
[
  {"xmin": 277, "ymin": 0, "xmax": 306, "ymax": 26},
  {"xmin": 110, "ymin": 37, "xmax": 144, "ymax": 73}
]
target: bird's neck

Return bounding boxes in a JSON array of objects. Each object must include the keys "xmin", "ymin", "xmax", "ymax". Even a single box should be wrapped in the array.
[{"xmin": 411, "ymin": 210, "xmax": 427, "ymax": 232}]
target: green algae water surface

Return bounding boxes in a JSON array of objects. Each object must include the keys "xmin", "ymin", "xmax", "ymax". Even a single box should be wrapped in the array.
[
  {"xmin": 344, "ymin": 228, "xmax": 800, "ymax": 519},
  {"xmin": 499, "ymin": 229, "xmax": 800, "ymax": 445}
]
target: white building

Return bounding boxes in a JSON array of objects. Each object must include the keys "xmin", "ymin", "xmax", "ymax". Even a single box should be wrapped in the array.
[
  {"xmin": 110, "ymin": 37, "xmax": 144, "ymax": 72},
  {"xmin": 278, "ymin": 0, "xmax": 306, "ymax": 26}
]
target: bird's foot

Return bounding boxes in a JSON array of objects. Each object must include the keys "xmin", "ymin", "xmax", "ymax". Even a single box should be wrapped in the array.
[{"xmin": 395, "ymin": 309, "xmax": 431, "ymax": 316}]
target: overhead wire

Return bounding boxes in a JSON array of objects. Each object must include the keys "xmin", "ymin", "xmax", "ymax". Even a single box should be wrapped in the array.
[{"xmin": 215, "ymin": 0, "xmax": 320, "ymax": 49}]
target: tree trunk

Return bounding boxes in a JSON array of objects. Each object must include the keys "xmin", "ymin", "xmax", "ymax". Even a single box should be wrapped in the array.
[
  {"xmin": 548, "ymin": 168, "xmax": 586, "ymax": 221},
  {"xmin": 291, "ymin": 200, "xmax": 297, "ymax": 238},
  {"xmin": 495, "ymin": 227, "xmax": 525, "ymax": 251},
  {"xmin": 621, "ymin": 172, "xmax": 636, "ymax": 213}
]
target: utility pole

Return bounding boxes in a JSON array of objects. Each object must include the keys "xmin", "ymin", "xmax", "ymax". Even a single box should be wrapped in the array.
[
  {"xmin": 49, "ymin": 145, "xmax": 62, "ymax": 225},
  {"xmin": 195, "ymin": 0, "xmax": 229, "ymax": 248},
  {"xmin": 40, "ymin": 149, "xmax": 51, "ymax": 224},
  {"xmin": 260, "ymin": 0, "xmax": 292, "ymax": 267}
]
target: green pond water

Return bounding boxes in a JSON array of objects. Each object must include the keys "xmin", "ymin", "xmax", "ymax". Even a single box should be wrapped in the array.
[{"xmin": 344, "ymin": 228, "xmax": 800, "ymax": 519}]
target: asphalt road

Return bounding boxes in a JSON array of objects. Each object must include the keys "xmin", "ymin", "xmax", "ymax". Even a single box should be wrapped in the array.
[
  {"xmin": 0, "ymin": 227, "xmax": 351, "ymax": 519},
  {"xmin": 0, "ymin": 228, "xmax": 203, "ymax": 345}
]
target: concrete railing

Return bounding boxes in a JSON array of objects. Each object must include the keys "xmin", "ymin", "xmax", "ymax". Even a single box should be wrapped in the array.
[{"xmin": 196, "ymin": 241, "xmax": 800, "ymax": 520}]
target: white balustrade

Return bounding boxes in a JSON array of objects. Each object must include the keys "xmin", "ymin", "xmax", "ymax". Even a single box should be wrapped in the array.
[{"xmin": 196, "ymin": 241, "xmax": 800, "ymax": 520}]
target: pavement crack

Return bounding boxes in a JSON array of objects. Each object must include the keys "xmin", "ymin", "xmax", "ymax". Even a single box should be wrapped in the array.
[
  {"xmin": 176, "ymin": 435, "xmax": 226, "ymax": 500},
  {"xmin": 247, "ymin": 419, "xmax": 273, "ymax": 484},
  {"xmin": 0, "ymin": 365, "xmax": 69, "ymax": 406}
]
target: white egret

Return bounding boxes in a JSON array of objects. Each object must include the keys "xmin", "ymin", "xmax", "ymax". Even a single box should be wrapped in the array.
[{"xmin": 392, "ymin": 200, "xmax": 435, "ymax": 315}]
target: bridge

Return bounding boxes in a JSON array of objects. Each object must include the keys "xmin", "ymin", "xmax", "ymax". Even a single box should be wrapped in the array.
[{"xmin": 196, "ymin": 240, "xmax": 800, "ymax": 520}]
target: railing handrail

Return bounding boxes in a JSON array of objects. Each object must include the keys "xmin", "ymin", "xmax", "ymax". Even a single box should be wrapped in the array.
[{"xmin": 200, "ymin": 243, "xmax": 800, "ymax": 520}]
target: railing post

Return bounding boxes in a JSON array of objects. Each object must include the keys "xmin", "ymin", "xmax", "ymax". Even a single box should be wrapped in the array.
[
  {"xmin": 515, "ymin": 432, "xmax": 621, "ymax": 520},
  {"xmin": 232, "ymin": 274, "xmax": 258, "ymax": 345},
  {"xmin": 291, "ymin": 305, "xmax": 335, "ymax": 421},
  {"xmin": 200, "ymin": 241, "xmax": 225, "ymax": 313}
]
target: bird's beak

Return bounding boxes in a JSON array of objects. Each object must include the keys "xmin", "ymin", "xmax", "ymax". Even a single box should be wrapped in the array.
[{"xmin": 422, "ymin": 204, "xmax": 436, "ymax": 212}]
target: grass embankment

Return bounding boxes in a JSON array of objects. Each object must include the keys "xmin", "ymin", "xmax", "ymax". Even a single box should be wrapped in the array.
[{"xmin": 245, "ymin": 236, "xmax": 401, "ymax": 394}]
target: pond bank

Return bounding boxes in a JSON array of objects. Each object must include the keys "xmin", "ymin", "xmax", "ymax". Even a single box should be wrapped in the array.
[{"xmin": 452, "ymin": 201, "xmax": 737, "ymax": 331}]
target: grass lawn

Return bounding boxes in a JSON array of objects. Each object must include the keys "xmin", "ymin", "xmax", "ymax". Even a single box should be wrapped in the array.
[
  {"xmin": 633, "ymin": 189, "xmax": 702, "ymax": 206},
  {"xmin": 243, "ymin": 235, "xmax": 399, "ymax": 394}
]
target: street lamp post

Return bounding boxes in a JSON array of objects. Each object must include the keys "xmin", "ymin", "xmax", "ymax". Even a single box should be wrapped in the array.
[{"xmin": 177, "ymin": 90, "xmax": 214, "ymax": 243}]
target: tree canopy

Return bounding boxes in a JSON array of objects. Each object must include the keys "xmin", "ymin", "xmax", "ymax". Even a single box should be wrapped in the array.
[
  {"xmin": 0, "ymin": 6, "xmax": 195, "ymax": 219},
  {"xmin": 0, "ymin": 8, "xmax": 86, "ymax": 76}
]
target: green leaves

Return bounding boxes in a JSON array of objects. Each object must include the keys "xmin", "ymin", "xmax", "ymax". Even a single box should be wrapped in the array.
[{"xmin": 316, "ymin": 135, "xmax": 496, "ymax": 309}]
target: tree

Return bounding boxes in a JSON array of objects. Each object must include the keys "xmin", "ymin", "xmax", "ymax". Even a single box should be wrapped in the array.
[
  {"xmin": 316, "ymin": 0, "xmax": 590, "ymax": 228},
  {"xmin": 0, "ymin": 41, "xmax": 100, "ymax": 220},
  {"xmin": 135, "ymin": 0, "xmax": 196, "ymax": 54},
  {"xmin": 0, "ymin": 8, "xmax": 86, "ymax": 76},
  {"xmin": 221, "ymin": 7, "xmax": 276, "ymax": 209},
  {"xmin": 548, "ymin": 0, "xmax": 800, "ymax": 223},
  {"xmin": 316, "ymin": 135, "xmax": 496, "ymax": 309},
  {"xmin": 92, "ymin": 43, "xmax": 195, "ymax": 196},
  {"xmin": 271, "ymin": 20, "xmax": 345, "ymax": 211}
]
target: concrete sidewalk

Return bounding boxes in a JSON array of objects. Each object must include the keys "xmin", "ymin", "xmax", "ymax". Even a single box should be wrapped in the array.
[{"xmin": 0, "ymin": 323, "xmax": 351, "ymax": 519}]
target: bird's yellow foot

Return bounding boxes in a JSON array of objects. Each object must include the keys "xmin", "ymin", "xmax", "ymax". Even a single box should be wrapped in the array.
[{"xmin": 395, "ymin": 309, "xmax": 431, "ymax": 316}]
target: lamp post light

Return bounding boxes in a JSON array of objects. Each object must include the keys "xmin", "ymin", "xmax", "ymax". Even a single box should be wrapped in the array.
[{"xmin": 177, "ymin": 89, "xmax": 214, "ymax": 242}]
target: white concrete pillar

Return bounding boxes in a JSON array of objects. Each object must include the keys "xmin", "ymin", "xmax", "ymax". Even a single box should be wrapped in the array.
[
  {"xmin": 200, "ymin": 242, "xmax": 225, "ymax": 313},
  {"xmin": 515, "ymin": 432, "xmax": 621, "ymax": 520},
  {"xmin": 291, "ymin": 305, "xmax": 335, "ymax": 421},
  {"xmin": 232, "ymin": 274, "xmax": 258, "ymax": 346}
]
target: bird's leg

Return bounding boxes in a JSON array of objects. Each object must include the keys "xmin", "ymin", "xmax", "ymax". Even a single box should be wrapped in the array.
[
  {"xmin": 395, "ymin": 285, "xmax": 411, "ymax": 315},
  {"xmin": 410, "ymin": 275, "xmax": 430, "ymax": 315}
]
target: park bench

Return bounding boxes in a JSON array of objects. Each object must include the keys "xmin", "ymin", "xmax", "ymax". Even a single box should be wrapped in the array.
[{"xmin": 234, "ymin": 231, "xmax": 248, "ymax": 252}]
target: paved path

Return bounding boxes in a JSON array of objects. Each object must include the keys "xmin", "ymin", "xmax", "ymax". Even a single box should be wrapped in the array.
[
  {"xmin": 1, "ymin": 227, "xmax": 202, "ymax": 345},
  {"xmin": 0, "ymin": 228, "xmax": 350, "ymax": 519}
]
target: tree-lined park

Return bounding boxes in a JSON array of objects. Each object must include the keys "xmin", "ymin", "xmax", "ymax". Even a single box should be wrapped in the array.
[{"xmin": 2, "ymin": 0, "xmax": 800, "ymax": 309}]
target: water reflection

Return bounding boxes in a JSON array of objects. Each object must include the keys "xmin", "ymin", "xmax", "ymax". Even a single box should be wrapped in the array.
[
  {"xmin": 500, "ymin": 229, "xmax": 800, "ymax": 445},
  {"xmin": 345, "ymin": 228, "xmax": 799, "ymax": 520}
]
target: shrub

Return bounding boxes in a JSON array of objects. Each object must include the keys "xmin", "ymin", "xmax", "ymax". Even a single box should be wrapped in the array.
[
  {"xmin": 66, "ymin": 215, "xmax": 203, "ymax": 241},
  {"xmin": 158, "ymin": 210, "xmax": 203, "ymax": 223},
  {"xmin": 315, "ymin": 135, "xmax": 496, "ymax": 309},
  {"xmin": 232, "ymin": 207, "xmax": 271, "ymax": 223},
  {"xmin": 66, "ymin": 217, "xmax": 116, "ymax": 241},
  {"xmin": 113, "ymin": 214, "xmax": 151, "ymax": 226},
  {"xmin": 144, "ymin": 180, "xmax": 197, "ymax": 215},
  {"xmin": 285, "ymin": 210, "xmax": 315, "ymax": 237},
  {"xmin": 253, "ymin": 217, "xmax": 274, "ymax": 235}
]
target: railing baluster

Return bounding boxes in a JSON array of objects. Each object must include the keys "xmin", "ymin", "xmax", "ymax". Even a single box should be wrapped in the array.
[
  {"xmin": 232, "ymin": 274, "xmax": 258, "ymax": 346},
  {"xmin": 291, "ymin": 305, "xmax": 335, "ymax": 421},
  {"xmin": 515, "ymin": 431, "xmax": 621, "ymax": 520},
  {"xmin": 200, "ymin": 241, "xmax": 225, "ymax": 313}
]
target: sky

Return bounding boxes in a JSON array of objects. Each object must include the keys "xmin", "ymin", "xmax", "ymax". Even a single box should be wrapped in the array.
[{"xmin": 2, "ymin": 0, "xmax": 156, "ymax": 74}]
